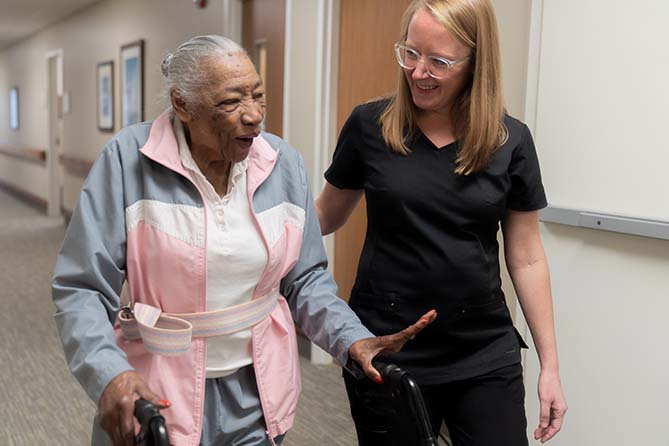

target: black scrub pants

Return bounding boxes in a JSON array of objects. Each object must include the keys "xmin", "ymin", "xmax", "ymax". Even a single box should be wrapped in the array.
[{"xmin": 343, "ymin": 363, "xmax": 528, "ymax": 446}]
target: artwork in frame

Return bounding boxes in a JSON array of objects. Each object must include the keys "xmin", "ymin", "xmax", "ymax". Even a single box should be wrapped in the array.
[
  {"xmin": 96, "ymin": 61, "xmax": 114, "ymax": 132},
  {"xmin": 9, "ymin": 86, "xmax": 19, "ymax": 130},
  {"xmin": 120, "ymin": 39, "xmax": 144, "ymax": 128}
]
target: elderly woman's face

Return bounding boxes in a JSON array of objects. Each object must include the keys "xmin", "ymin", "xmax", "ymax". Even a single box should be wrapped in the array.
[{"xmin": 185, "ymin": 53, "xmax": 265, "ymax": 163}]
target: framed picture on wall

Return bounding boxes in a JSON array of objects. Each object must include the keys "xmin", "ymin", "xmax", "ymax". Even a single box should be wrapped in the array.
[
  {"xmin": 9, "ymin": 86, "xmax": 19, "ymax": 130},
  {"xmin": 96, "ymin": 61, "xmax": 114, "ymax": 132},
  {"xmin": 120, "ymin": 39, "xmax": 144, "ymax": 128}
]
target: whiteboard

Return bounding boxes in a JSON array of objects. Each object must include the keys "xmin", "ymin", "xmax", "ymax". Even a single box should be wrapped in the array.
[{"xmin": 528, "ymin": 0, "xmax": 669, "ymax": 223}]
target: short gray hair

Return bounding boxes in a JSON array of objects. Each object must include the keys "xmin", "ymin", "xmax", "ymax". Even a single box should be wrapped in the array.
[{"xmin": 161, "ymin": 35, "xmax": 247, "ymax": 106}]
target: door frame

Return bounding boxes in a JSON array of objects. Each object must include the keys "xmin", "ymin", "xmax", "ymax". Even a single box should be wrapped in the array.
[
  {"xmin": 309, "ymin": 0, "xmax": 340, "ymax": 365},
  {"xmin": 283, "ymin": 0, "xmax": 341, "ymax": 248},
  {"xmin": 282, "ymin": 0, "xmax": 341, "ymax": 364},
  {"xmin": 45, "ymin": 49, "xmax": 63, "ymax": 218}
]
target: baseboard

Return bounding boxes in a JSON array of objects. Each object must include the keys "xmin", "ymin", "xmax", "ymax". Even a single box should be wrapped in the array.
[{"xmin": 0, "ymin": 179, "xmax": 47, "ymax": 213}]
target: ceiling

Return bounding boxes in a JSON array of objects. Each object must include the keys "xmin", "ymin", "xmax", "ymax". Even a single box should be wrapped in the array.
[{"xmin": 0, "ymin": 0, "xmax": 104, "ymax": 50}]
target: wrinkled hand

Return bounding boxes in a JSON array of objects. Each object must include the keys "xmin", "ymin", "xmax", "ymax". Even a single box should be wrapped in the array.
[
  {"xmin": 534, "ymin": 369, "xmax": 567, "ymax": 443},
  {"xmin": 98, "ymin": 370, "xmax": 170, "ymax": 446},
  {"xmin": 348, "ymin": 309, "xmax": 437, "ymax": 382}
]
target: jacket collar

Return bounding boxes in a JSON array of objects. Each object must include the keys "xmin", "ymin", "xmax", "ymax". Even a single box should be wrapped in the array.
[
  {"xmin": 247, "ymin": 134, "xmax": 278, "ymax": 195},
  {"xmin": 140, "ymin": 108, "xmax": 278, "ymax": 189},
  {"xmin": 139, "ymin": 108, "xmax": 188, "ymax": 176}
]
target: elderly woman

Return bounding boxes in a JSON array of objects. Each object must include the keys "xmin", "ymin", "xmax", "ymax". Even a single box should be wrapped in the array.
[{"xmin": 52, "ymin": 35, "xmax": 435, "ymax": 446}]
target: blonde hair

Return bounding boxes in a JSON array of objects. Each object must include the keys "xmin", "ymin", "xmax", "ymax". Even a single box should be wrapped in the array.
[{"xmin": 380, "ymin": 0, "xmax": 507, "ymax": 175}]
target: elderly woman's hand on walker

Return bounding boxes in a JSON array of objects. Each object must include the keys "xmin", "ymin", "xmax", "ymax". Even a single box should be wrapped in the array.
[
  {"xmin": 349, "ymin": 309, "xmax": 437, "ymax": 383},
  {"xmin": 98, "ymin": 371, "xmax": 169, "ymax": 446}
]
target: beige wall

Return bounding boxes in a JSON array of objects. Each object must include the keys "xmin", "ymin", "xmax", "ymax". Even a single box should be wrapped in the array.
[
  {"xmin": 492, "ymin": 0, "xmax": 532, "ymax": 119},
  {"xmin": 490, "ymin": 2, "xmax": 669, "ymax": 443},
  {"xmin": 0, "ymin": 160, "xmax": 48, "ymax": 200},
  {"xmin": 520, "ymin": 1, "xmax": 669, "ymax": 443},
  {"xmin": 284, "ymin": 0, "xmax": 320, "ymax": 180},
  {"xmin": 0, "ymin": 0, "xmax": 233, "ymax": 211},
  {"xmin": 489, "ymin": 0, "xmax": 533, "ymax": 318}
]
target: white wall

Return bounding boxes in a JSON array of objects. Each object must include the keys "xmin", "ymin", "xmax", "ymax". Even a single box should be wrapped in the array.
[
  {"xmin": 477, "ymin": 2, "xmax": 669, "ymax": 444},
  {"xmin": 519, "ymin": 1, "xmax": 669, "ymax": 444},
  {"xmin": 531, "ymin": 0, "xmax": 669, "ymax": 222},
  {"xmin": 524, "ymin": 225, "xmax": 669, "ymax": 445}
]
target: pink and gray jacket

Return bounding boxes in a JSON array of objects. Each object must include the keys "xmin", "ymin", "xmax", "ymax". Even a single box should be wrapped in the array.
[{"xmin": 52, "ymin": 109, "xmax": 373, "ymax": 445}]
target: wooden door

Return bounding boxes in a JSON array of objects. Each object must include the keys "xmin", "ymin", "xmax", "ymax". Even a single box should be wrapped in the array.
[
  {"xmin": 334, "ymin": 0, "xmax": 412, "ymax": 300},
  {"xmin": 242, "ymin": 0, "xmax": 285, "ymax": 137}
]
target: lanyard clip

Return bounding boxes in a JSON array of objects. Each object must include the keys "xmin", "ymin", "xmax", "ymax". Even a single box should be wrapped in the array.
[{"xmin": 120, "ymin": 305, "xmax": 134, "ymax": 319}]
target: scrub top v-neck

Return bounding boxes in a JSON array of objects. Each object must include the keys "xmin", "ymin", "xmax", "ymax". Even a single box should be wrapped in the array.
[{"xmin": 325, "ymin": 99, "xmax": 547, "ymax": 385}]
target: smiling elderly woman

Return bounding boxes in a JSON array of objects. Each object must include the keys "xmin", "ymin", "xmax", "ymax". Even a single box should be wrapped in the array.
[{"xmin": 52, "ymin": 35, "xmax": 435, "ymax": 446}]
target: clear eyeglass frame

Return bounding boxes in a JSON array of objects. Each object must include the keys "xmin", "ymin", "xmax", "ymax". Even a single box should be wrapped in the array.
[{"xmin": 394, "ymin": 42, "xmax": 470, "ymax": 79}]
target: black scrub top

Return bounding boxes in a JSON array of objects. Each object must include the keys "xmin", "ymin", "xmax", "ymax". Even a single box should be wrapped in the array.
[{"xmin": 325, "ymin": 99, "xmax": 548, "ymax": 385}]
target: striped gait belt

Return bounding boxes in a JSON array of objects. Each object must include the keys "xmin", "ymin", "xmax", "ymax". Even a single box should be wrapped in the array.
[{"xmin": 118, "ymin": 289, "xmax": 279, "ymax": 356}]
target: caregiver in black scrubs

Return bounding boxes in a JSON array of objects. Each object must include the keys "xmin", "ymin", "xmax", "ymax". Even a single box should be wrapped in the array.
[{"xmin": 316, "ymin": 1, "xmax": 567, "ymax": 445}]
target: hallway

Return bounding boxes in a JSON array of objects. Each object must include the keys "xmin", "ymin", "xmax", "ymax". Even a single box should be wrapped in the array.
[
  {"xmin": 0, "ymin": 189, "xmax": 356, "ymax": 445},
  {"xmin": 0, "ymin": 190, "xmax": 94, "ymax": 444}
]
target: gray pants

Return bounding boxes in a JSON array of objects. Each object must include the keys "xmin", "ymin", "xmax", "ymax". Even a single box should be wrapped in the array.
[
  {"xmin": 201, "ymin": 365, "xmax": 284, "ymax": 446},
  {"xmin": 91, "ymin": 365, "xmax": 284, "ymax": 446}
]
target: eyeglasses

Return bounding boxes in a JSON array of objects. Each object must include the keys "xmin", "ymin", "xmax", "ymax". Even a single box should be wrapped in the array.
[{"xmin": 394, "ymin": 42, "xmax": 470, "ymax": 79}]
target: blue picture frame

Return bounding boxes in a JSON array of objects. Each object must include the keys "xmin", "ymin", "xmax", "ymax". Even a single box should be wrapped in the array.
[
  {"xmin": 97, "ymin": 61, "xmax": 114, "ymax": 132},
  {"xmin": 9, "ymin": 86, "xmax": 19, "ymax": 130},
  {"xmin": 120, "ymin": 40, "xmax": 144, "ymax": 128}
]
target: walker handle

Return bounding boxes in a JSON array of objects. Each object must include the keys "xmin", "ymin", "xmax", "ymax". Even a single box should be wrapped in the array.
[
  {"xmin": 134, "ymin": 398, "xmax": 170, "ymax": 446},
  {"xmin": 372, "ymin": 359, "xmax": 438, "ymax": 446}
]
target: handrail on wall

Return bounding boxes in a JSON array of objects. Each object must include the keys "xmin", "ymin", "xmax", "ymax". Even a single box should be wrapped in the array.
[
  {"xmin": 540, "ymin": 206, "xmax": 669, "ymax": 241},
  {"xmin": 59, "ymin": 153, "xmax": 93, "ymax": 179},
  {"xmin": 0, "ymin": 144, "xmax": 47, "ymax": 164}
]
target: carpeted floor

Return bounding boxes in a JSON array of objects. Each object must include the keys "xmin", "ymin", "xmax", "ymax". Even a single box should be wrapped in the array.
[{"xmin": 0, "ymin": 189, "xmax": 356, "ymax": 446}]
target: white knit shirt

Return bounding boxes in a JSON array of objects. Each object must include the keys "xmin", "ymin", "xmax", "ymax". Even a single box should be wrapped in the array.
[{"xmin": 174, "ymin": 118, "xmax": 268, "ymax": 378}]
